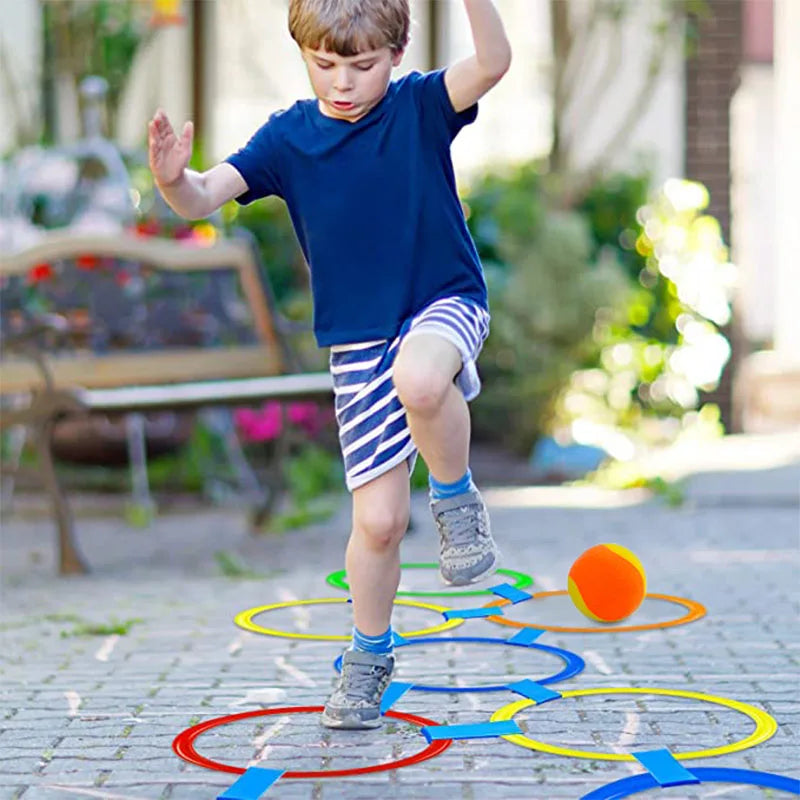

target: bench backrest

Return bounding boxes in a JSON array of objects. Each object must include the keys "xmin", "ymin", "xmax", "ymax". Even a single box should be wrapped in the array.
[{"xmin": 0, "ymin": 232, "xmax": 288, "ymax": 394}]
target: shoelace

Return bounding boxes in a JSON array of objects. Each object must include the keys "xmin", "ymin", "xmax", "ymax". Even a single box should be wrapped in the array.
[
  {"xmin": 341, "ymin": 663, "xmax": 389, "ymax": 702},
  {"xmin": 438, "ymin": 505, "xmax": 486, "ymax": 548}
]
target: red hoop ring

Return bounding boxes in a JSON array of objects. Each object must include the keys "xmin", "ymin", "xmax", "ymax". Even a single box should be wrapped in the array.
[{"xmin": 173, "ymin": 705, "xmax": 452, "ymax": 778}]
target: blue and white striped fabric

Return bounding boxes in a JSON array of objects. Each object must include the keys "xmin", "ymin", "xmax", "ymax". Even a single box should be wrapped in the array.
[{"xmin": 329, "ymin": 296, "xmax": 490, "ymax": 491}]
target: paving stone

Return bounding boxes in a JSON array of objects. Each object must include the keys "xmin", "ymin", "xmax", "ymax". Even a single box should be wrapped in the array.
[{"xmin": 1, "ymin": 455, "xmax": 798, "ymax": 798}]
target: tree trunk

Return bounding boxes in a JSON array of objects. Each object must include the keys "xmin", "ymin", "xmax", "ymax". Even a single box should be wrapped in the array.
[{"xmin": 550, "ymin": 0, "xmax": 572, "ymax": 173}]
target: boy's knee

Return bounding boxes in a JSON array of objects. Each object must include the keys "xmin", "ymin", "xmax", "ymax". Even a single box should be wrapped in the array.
[
  {"xmin": 353, "ymin": 505, "xmax": 409, "ymax": 552},
  {"xmin": 393, "ymin": 357, "xmax": 451, "ymax": 416}
]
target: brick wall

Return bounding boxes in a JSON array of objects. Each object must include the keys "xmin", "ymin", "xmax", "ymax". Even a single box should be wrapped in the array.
[
  {"xmin": 684, "ymin": 0, "xmax": 743, "ymax": 429},
  {"xmin": 685, "ymin": 0, "xmax": 743, "ymax": 241}
]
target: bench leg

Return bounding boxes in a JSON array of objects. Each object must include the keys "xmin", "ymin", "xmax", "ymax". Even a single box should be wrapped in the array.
[
  {"xmin": 125, "ymin": 413, "xmax": 155, "ymax": 519},
  {"xmin": 200, "ymin": 408, "xmax": 269, "ymax": 504},
  {"xmin": 248, "ymin": 431, "xmax": 289, "ymax": 529},
  {"xmin": 0, "ymin": 424, "xmax": 27, "ymax": 513},
  {"xmin": 34, "ymin": 419, "xmax": 89, "ymax": 575}
]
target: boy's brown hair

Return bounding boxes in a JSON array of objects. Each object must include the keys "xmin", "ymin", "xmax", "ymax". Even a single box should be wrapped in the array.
[{"xmin": 288, "ymin": 0, "xmax": 410, "ymax": 56}]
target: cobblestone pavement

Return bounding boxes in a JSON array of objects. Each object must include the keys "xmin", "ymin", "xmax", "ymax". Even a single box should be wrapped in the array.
[{"xmin": 1, "ymin": 435, "xmax": 799, "ymax": 800}]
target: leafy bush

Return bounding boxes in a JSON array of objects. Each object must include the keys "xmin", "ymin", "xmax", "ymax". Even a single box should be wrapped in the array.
[
  {"xmin": 465, "ymin": 164, "xmax": 629, "ymax": 453},
  {"xmin": 556, "ymin": 178, "xmax": 735, "ymax": 451},
  {"xmin": 465, "ymin": 163, "xmax": 733, "ymax": 456},
  {"xmin": 222, "ymin": 198, "xmax": 308, "ymax": 311}
]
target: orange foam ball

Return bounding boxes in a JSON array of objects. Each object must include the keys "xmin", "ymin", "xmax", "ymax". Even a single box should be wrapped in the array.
[{"xmin": 567, "ymin": 543, "xmax": 647, "ymax": 623}]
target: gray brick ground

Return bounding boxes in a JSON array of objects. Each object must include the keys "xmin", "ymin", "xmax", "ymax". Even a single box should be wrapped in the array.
[{"xmin": 1, "ymin": 435, "xmax": 799, "ymax": 799}]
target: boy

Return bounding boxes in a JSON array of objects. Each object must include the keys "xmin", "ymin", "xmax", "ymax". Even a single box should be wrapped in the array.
[{"xmin": 148, "ymin": 0, "xmax": 511, "ymax": 729}]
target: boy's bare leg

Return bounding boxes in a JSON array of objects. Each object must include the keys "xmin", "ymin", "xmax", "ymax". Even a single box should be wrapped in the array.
[
  {"xmin": 392, "ymin": 334, "xmax": 468, "ymax": 479},
  {"xmin": 322, "ymin": 463, "xmax": 409, "ymax": 729},
  {"xmin": 393, "ymin": 333, "xmax": 499, "ymax": 585},
  {"xmin": 346, "ymin": 462, "xmax": 410, "ymax": 635}
]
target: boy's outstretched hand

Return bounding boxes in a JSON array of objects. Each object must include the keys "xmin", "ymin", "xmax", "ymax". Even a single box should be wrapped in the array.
[{"xmin": 148, "ymin": 109, "xmax": 193, "ymax": 187}]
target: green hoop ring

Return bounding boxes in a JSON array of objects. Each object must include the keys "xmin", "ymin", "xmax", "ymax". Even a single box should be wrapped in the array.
[{"xmin": 325, "ymin": 562, "xmax": 534, "ymax": 598}]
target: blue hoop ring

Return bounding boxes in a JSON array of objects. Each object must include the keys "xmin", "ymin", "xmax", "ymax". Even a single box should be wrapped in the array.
[
  {"xmin": 581, "ymin": 767, "xmax": 800, "ymax": 799},
  {"xmin": 333, "ymin": 635, "xmax": 584, "ymax": 692}
]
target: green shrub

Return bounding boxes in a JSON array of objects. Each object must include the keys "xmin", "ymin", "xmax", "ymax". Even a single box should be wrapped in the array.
[
  {"xmin": 222, "ymin": 198, "xmax": 307, "ymax": 310},
  {"xmin": 557, "ymin": 178, "xmax": 734, "ymax": 446},
  {"xmin": 465, "ymin": 163, "xmax": 732, "ymax": 455},
  {"xmin": 466, "ymin": 165, "xmax": 629, "ymax": 453}
]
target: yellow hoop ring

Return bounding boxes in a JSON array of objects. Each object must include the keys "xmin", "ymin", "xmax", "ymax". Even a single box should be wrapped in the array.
[
  {"xmin": 482, "ymin": 591, "xmax": 706, "ymax": 633},
  {"xmin": 491, "ymin": 687, "xmax": 777, "ymax": 760},
  {"xmin": 234, "ymin": 597, "xmax": 464, "ymax": 641}
]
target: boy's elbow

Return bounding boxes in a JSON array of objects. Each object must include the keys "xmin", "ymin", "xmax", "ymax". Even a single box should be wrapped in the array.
[
  {"xmin": 486, "ymin": 47, "xmax": 512, "ymax": 82},
  {"xmin": 498, "ymin": 45, "xmax": 512, "ymax": 76}
]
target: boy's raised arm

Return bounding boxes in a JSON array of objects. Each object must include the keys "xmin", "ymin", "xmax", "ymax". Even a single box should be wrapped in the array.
[
  {"xmin": 444, "ymin": 0, "xmax": 512, "ymax": 113},
  {"xmin": 148, "ymin": 109, "xmax": 247, "ymax": 220}
]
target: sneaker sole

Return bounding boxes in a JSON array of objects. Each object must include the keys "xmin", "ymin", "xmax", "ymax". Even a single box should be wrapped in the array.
[
  {"xmin": 320, "ymin": 710, "xmax": 382, "ymax": 730},
  {"xmin": 439, "ymin": 548, "xmax": 501, "ymax": 587}
]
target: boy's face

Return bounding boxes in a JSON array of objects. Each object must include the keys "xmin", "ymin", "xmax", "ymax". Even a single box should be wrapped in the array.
[{"xmin": 302, "ymin": 46, "xmax": 403, "ymax": 122}]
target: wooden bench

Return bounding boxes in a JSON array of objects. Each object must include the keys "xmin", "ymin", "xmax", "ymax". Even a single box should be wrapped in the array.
[{"xmin": 0, "ymin": 229, "xmax": 332, "ymax": 574}]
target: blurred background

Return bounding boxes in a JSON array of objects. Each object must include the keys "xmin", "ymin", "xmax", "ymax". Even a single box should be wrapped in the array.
[{"xmin": 1, "ymin": 0, "xmax": 798, "ymax": 538}]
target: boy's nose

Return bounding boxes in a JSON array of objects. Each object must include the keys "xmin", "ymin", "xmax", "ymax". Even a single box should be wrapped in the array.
[{"xmin": 333, "ymin": 68, "xmax": 353, "ymax": 91}]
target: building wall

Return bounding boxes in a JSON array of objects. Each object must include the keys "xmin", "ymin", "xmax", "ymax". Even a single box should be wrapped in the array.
[
  {"xmin": 116, "ymin": 23, "xmax": 192, "ymax": 152},
  {"xmin": 683, "ymin": 0, "xmax": 743, "ymax": 428},
  {"xmin": 685, "ymin": 0, "xmax": 742, "ymax": 243},
  {"xmin": 773, "ymin": 0, "xmax": 800, "ymax": 357},
  {"xmin": 204, "ymin": 0, "xmax": 682, "ymax": 186},
  {"xmin": 554, "ymin": 0, "xmax": 685, "ymax": 188},
  {"xmin": 732, "ymin": 64, "xmax": 775, "ymax": 347},
  {"xmin": 205, "ymin": 0, "xmax": 554, "ymax": 176},
  {"xmin": 439, "ymin": 0, "xmax": 553, "ymax": 179}
]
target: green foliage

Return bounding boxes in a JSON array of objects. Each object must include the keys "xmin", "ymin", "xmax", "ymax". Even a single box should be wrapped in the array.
[
  {"xmin": 581, "ymin": 459, "xmax": 687, "ymax": 507},
  {"xmin": 464, "ymin": 163, "xmax": 733, "ymax": 455},
  {"xmin": 214, "ymin": 550, "xmax": 265, "ymax": 579},
  {"xmin": 283, "ymin": 443, "xmax": 343, "ymax": 507},
  {"xmin": 41, "ymin": 1, "xmax": 151, "ymax": 139},
  {"xmin": 60, "ymin": 617, "xmax": 143, "ymax": 637},
  {"xmin": 258, "ymin": 442, "xmax": 343, "ymax": 532},
  {"xmin": 558, "ymin": 177, "xmax": 734, "ymax": 442},
  {"xmin": 147, "ymin": 422, "xmax": 220, "ymax": 493},
  {"xmin": 222, "ymin": 199, "xmax": 309, "ymax": 310},
  {"xmin": 266, "ymin": 500, "xmax": 339, "ymax": 533},
  {"xmin": 410, "ymin": 456, "xmax": 430, "ymax": 491},
  {"xmin": 466, "ymin": 164, "xmax": 629, "ymax": 453},
  {"xmin": 124, "ymin": 502, "xmax": 155, "ymax": 528}
]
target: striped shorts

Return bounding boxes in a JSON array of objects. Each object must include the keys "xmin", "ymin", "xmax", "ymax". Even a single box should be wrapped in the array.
[{"xmin": 329, "ymin": 296, "xmax": 490, "ymax": 491}]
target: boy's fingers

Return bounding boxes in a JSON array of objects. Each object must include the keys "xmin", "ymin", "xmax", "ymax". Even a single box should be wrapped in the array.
[
  {"xmin": 153, "ymin": 111, "xmax": 171, "ymax": 134},
  {"xmin": 181, "ymin": 120, "xmax": 194, "ymax": 142}
]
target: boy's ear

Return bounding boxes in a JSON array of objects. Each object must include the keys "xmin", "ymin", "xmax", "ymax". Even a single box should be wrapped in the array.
[{"xmin": 391, "ymin": 49, "xmax": 404, "ymax": 67}]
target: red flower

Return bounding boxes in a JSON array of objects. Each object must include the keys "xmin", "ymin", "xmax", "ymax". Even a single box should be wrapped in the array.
[
  {"xmin": 76, "ymin": 254, "xmax": 99, "ymax": 270},
  {"xmin": 28, "ymin": 263, "xmax": 54, "ymax": 283},
  {"xmin": 173, "ymin": 225, "xmax": 194, "ymax": 240},
  {"xmin": 135, "ymin": 220, "xmax": 161, "ymax": 237},
  {"xmin": 115, "ymin": 270, "xmax": 132, "ymax": 287}
]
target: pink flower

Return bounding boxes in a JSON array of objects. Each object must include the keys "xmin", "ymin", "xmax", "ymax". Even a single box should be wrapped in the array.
[
  {"xmin": 234, "ymin": 402, "xmax": 283, "ymax": 442},
  {"xmin": 287, "ymin": 401, "xmax": 323, "ymax": 437}
]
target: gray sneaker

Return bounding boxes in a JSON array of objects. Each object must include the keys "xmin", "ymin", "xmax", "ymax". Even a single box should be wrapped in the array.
[
  {"xmin": 432, "ymin": 489, "xmax": 499, "ymax": 586},
  {"xmin": 321, "ymin": 649, "xmax": 394, "ymax": 730}
]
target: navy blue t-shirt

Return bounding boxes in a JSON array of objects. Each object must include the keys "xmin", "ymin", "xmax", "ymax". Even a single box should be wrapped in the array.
[{"xmin": 225, "ymin": 69, "xmax": 487, "ymax": 347}]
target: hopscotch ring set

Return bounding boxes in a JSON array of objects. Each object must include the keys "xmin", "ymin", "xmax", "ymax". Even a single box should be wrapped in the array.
[{"xmin": 172, "ymin": 563, "xmax": 800, "ymax": 798}]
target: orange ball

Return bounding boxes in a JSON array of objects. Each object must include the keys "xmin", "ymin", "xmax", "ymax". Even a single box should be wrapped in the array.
[{"xmin": 567, "ymin": 543, "xmax": 647, "ymax": 623}]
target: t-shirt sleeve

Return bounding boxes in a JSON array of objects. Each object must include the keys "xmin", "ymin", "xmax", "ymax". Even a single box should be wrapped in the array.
[
  {"xmin": 411, "ymin": 69, "xmax": 478, "ymax": 142},
  {"xmin": 224, "ymin": 115, "xmax": 283, "ymax": 204}
]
